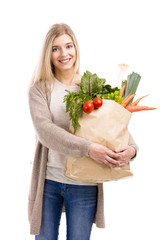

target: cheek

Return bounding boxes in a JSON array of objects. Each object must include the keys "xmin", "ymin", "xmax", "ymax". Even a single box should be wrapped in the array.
[
  {"xmin": 72, "ymin": 48, "xmax": 76, "ymax": 56},
  {"xmin": 70, "ymin": 48, "xmax": 76, "ymax": 62}
]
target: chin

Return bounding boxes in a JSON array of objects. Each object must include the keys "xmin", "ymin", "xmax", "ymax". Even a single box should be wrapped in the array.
[{"xmin": 60, "ymin": 64, "xmax": 75, "ymax": 71}]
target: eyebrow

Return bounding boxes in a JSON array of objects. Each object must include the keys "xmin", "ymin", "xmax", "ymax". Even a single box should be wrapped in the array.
[{"xmin": 52, "ymin": 42, "xmax": 73, "ymax": 48}]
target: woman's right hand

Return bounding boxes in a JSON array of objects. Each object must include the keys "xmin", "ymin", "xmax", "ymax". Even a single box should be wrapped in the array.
[{"xmin": 88, "ymin": 143, "xmax": 120, "ymax": 167}]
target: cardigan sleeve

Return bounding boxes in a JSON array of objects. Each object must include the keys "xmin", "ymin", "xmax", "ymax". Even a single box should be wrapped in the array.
[
  {"xmin": 28, "ymin": 83, "xmax": 92, "ymax": 157},
  {"xmin": 128, "ymin": 133, "xmax": 139, "ymax": 160}
]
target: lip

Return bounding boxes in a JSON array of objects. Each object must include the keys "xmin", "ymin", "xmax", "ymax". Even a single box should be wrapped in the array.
[{"xmin": 58, "ymin": 58, "xmax": 71, "ymax": 64}]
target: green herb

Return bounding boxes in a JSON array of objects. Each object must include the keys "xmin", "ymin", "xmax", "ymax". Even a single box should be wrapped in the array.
[
  {"xmin": 64, "ymin": 70, "xmax": 122, "ymax": 133},
  {"xmin": 64, "ymin": 91, "xmax": 91, "ymax": 134}
]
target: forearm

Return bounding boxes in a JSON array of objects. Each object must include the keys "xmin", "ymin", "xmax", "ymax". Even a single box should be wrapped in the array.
[{"xmin": 128, "ymin": 133, "xmax": 139, "ymax": 159}]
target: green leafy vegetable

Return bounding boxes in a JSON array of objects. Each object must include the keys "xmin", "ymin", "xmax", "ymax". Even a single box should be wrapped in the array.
[
  {"xmin": 102, "ymin": 90, "xmax": 124, "ymax": 103},
  {"xmin": 79, "ymin": 70, "xmax": 106, "ymax": 95},
  {"xmin": 122, "ymin": 72, "xmax": 141, "ymax": 105},
  {"xmin": 64, "ymin": 91, "xmax": 91, "ymax": 133},
  {"xmin": 64, "ymin": 70, "xmax": 122, "ymax": 134}
]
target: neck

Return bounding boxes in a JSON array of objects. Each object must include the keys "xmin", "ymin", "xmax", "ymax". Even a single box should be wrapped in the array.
[{"xmin": 54, "ymin": 68, "xmax": 76, "ymax": 85}]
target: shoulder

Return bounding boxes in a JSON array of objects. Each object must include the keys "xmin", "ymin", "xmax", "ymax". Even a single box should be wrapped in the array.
[
  {"xmin": 28, "ymin": 81, "xmax": 50, "ymax": 99},
  {"xmin": 28, "ymin": 81, "xmax": 51, "ymax": 114}
]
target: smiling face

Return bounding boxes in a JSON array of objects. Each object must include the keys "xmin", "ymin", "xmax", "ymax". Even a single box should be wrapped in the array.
[{"xmin": 51, "ymin": 34, "xmax": 76, "ymax": 74}]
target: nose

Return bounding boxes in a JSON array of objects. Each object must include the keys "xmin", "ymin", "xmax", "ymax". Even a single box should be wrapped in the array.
[{"xmin": 60, "ymin": 47, "xmax": 68, "ymax": 57}]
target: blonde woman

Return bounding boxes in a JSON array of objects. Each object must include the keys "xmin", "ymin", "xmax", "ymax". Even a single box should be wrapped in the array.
[{"xmin": 28, "ymin": 23, "xmax": 138, "ymax": 240}]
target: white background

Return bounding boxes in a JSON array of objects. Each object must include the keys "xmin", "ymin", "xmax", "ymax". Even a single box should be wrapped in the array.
[{"xmin": 0, "ymin": 0, "xmax": 160, "ymax": 239}]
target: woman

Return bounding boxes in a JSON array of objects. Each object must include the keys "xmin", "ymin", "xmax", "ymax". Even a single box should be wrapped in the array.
[{"xmin": 28, "ymin": 23, "xmax": 138, "ymax": 240}]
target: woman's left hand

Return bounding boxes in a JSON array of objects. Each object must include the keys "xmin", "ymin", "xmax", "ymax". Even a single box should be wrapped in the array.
[{"xmin": 114, "ymin": 146, "xmax": 136, "ymax": 167}]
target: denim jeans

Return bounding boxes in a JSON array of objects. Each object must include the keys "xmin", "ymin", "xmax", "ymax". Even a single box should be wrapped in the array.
[{"xmin": 35, "ymin": 179, "xmax": 98, "ymax": 240}]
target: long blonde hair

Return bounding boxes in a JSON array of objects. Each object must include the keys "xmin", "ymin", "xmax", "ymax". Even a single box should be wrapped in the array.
[{"xmin": 31, "ymin": 23, "xmax": 80, "ymax": 91}]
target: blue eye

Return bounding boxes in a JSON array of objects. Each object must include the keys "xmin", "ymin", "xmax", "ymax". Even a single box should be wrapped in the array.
[
  {"xmin": 52, "ymin": 47, "xmax": 58, "ymax": 52},
  {"xmin": 67, "ymin": 45, "xmax": 73, "ymax": 49}
]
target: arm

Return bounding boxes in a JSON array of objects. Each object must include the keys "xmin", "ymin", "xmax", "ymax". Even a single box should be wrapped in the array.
[
  {"xmin": 128, "ymin": 133, "xmax": 139, "ymax": 156},
  {"xmin": 114, "ymin": 133, "xmax": 139, "ymax": 166},
  {"xmin": 28, "ymin": 82, "xmax": 133, "ymax": 166},
  {"xmin": 28, "ymin": 83, "xmax": 91, "ymax": 157},
  {"xmin": 88, "ymin": 133, "xmax": 139, "ymax": 167}
]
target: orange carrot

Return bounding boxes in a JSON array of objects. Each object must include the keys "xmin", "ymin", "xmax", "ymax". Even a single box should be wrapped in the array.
[
  {"xmin": 127, "ymin": 94, "xmax": 150, "ymax": 107},
  {"xmin": 120, "ymin": 94, "xmax": 136, "ymax": 107},
  {"xmin": 120, "ymin": 83, "xmax": 125, "ymax": 97},
  {"xmin": 126, "ymin": 105, "xmax": 157, "ymax": 112}
]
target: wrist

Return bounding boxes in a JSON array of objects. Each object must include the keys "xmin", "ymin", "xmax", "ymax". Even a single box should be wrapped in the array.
[
  {"xmin": 88, "ymin": 143, "xmax": 93, "ymax": 157},
  {"xmin": 129, "ymin": 146, "xmax": 136, "ymax": 159}
]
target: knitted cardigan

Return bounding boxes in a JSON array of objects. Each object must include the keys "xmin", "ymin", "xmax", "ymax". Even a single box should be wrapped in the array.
[{"xmin": 28, "ymin": 82, "xmax": 138, "ymax": 235}]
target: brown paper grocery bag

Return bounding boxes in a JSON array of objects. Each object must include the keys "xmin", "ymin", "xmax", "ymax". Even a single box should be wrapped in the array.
[{"xmin": 65, "ymin": 100, "xmax": 133, "ymax": 183}]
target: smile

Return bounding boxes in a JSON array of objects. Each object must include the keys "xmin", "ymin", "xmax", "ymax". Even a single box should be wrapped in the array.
[{"xmin": 59, "ymin": 58, "xmax": 71, "ymax": 64}]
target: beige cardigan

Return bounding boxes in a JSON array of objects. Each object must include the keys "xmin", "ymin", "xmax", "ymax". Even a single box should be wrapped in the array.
[{"xmin": 28, "ymin": 82, "xmax": 138, "ymax": 235}]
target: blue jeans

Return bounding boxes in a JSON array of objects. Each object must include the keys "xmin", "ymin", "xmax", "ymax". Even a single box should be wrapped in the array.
[{"xmin": 35, "ymin": 179, "xmax": 98, "ymax": 240}]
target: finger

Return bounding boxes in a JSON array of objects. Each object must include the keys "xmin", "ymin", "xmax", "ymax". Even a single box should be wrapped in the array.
[
  {"xmin": 96, "ymin": 159, "xmax": 105, "ymax": 165},
  {"xmin": 105, "ymin": 156, "xmax": 119, "ymax": 166},
  {"xmin": 118, "ymin": 160, "xmax": 129, "ymax": 167},
  {"xmin": 103, "ymin": 160, "xmax": 115, "ymax": 167},
  {"xmin": 119, "ymin": 163, "xmax": 126, "ymax": 167},
  {"xmin": 105, "ymin": 149, "xmax": 119, "ymax": 160},
  {"xmin": 115, "ymin": 152, "xmax": 125, "ymax": 161},
  {"xmin": 115, "ymin": 146, "xmax": 128, "ymax": 153}
]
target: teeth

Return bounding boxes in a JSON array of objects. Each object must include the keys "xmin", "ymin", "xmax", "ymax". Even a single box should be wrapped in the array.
[{"xmin": 60, "ymin": 59, "xmax": 70, "ymax": 63}]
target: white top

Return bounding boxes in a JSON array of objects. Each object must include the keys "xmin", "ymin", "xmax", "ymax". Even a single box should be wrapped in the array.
[{"xmin": 46, "ymin": 78, "xmax": 97, "ymax": 185}]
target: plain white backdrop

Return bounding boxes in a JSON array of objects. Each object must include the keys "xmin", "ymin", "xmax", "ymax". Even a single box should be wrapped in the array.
[{"xmin": 0, "ymin": 0, "xmax": 160, "ymax": 239}]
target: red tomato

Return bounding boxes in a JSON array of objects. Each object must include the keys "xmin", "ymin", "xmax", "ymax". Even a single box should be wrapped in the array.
[
  {"xmin": 83, "ymin": 101, "xmax": 94, "ymax": 113},
  {"xmin": 93, "ymin": 97, "xmax": 103, "ymax": 108}
]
